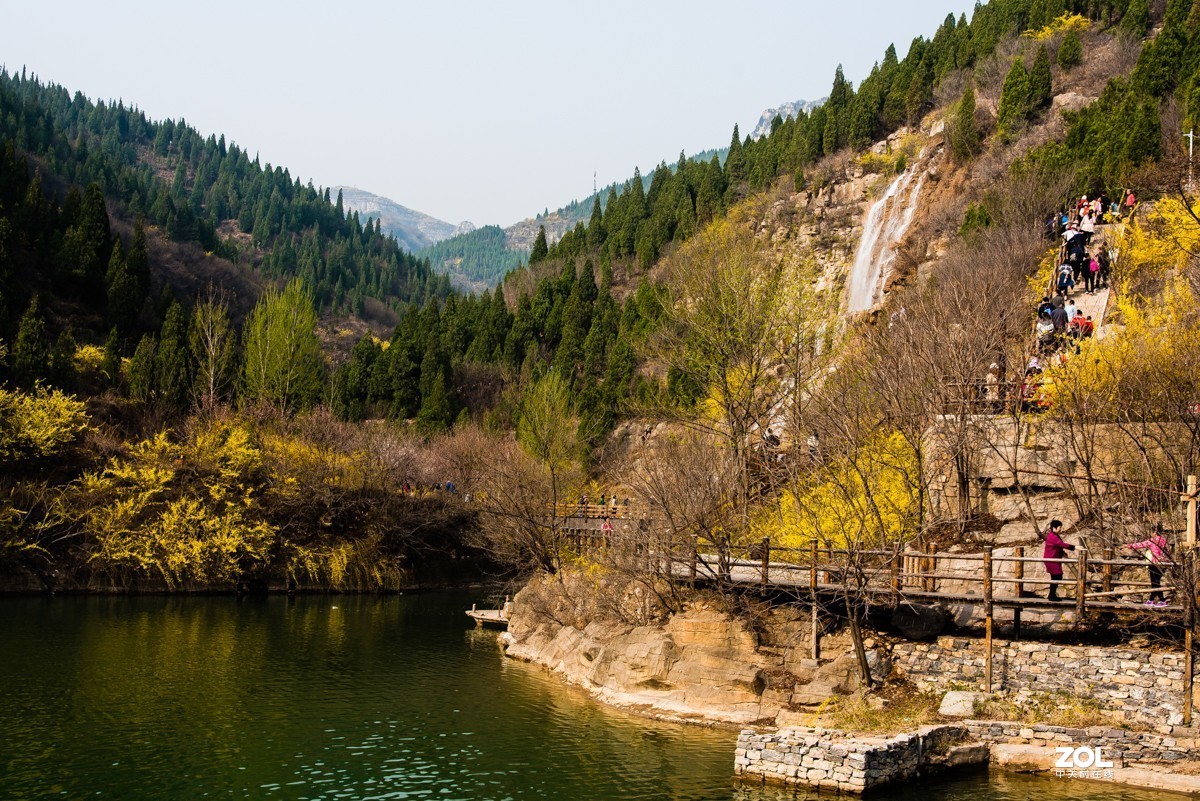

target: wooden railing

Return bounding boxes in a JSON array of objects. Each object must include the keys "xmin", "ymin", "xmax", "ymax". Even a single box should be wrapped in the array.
[{"xmin": 562, "ymin": 531, "xmax": 1185, "ymax": 614}]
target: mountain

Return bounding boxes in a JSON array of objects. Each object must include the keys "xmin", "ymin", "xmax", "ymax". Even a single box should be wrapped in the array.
[
  {"xmin": 334, "ymin": 186, "xmax": 474, "ymax": 252},
  {"xmin": 749, "ymin": 97, "xmax": 826, "ymax": 140}
]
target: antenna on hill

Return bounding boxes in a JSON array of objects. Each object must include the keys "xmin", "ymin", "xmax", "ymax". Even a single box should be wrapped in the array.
[{"xmin": 593, "ymin": 171, "xmax": 597, "ymax": 195}]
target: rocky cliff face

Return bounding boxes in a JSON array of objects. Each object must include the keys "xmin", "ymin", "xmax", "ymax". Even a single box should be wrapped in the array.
[
  {"xmin": 334, "ymin": 186, "xmax": 473, "ymax": 252},
  {"xmin": 750, "ymin": 97, "xmax": 827, "ymax": 140},
  {"xmin": 502, "ymin": 574, "xmax": 880, "ymax": 726}
]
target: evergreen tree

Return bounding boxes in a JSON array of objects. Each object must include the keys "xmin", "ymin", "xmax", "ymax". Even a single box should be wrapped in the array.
[
  {"xmin": 998, "ymin": 59, "xmax": 1033, "ymax": 138},
  {"xmin": 415, "ymin": 370, "xmax": 452, "ymax": 433},
  {"xmin": 1030, "ymin": 45, "xmax": 1053, "ymax": 111},
  {"xmin": 1121, "ymin": 0, "xmax": 1150, "ymax": 38},
  {"xmin": 126, "ymin": 218, "xmax": 151, "ymax": 297},
  {"xmin": 154, "ymin": 301, "xmax": 191, "ymax": 410},
  {"xmin": 1058, "ymin": 28, "xmax": 1082, "ymax": 69},
  {"xmin": 49, "ymin": 328, "xmax": 77, "ymax": 389},
  {"xmin": 128, "ymin": 334, "xmax": 157, "ymax": 402},
  {"xmin": 724, "ymin": 124, "xmax": 746, "ymax": 187},
  {"xmin": 950, "ymin": 84, "xmax": 981, "ymax": 162},
  {"xmin": 101, "ymin": 327, "xmax": 121, "ymax": 387},
  {"xmin": 12, "ymin": 297, "xmax": 47, "ymax": 385},
  {"xmin": 529, "ymin": 226, "xmax": 549, "ymax": 264}
]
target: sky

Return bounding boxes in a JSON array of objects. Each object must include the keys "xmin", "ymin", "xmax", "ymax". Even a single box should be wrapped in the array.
[{"xmin": 2, "ymin": 1, "xmax": 977, "ymax": 227}]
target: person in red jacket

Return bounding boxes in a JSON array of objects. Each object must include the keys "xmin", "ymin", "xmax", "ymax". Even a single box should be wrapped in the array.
[{"xmin": 1043, "ymin": 519, "xmax": 1076, "ymax": 601}]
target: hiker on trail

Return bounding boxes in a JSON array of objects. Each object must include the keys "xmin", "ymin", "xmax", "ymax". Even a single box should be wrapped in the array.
[
  {"xmin": 1036, "ymin": 312, "xmax": 1055, "ymax": 350},
  {"xmin": 1038, "ymin": 296, "xmax": 1054, "ymax": 317},
  {"xmin": 1050, "ymin": 303, "xmax": 1069, "ymax": 335},
  {"xmin": 1125, "ymin": 528, "xmax": 1171, "ymax": 605},
  {"xmin": 1056, "ymin": 264, "xmax": 1075, "ymax": 296},
  {"xmin": 1084, "ymin": 254, "xmax": 1099, "ymax": 293},
  {"xmin": 1097, "ymin": 249, "xmax": 1111, "ymax": 289},
  {"xmin": 1042, "ymin": 519, "xmax": 1076, "ymax": 601},
  {"xmin": 1080, "ymin": 210, "xmax": 1096, "ymax": 243},
  {"xmin": 1125, "ymin": 190, "xmax": 1137, "ymax": 215},
  {"xmin": 601, "ymin": 516, "xmax": 614, "ymax": 542},
  {"xmin": 1063, "ymin": 298, "xmax": 1077, "ymax": 323}
]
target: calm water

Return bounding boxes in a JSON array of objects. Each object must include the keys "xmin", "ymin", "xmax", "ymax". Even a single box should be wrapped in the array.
[{"xmin": 0, "ymin": 593, "xmax": 1183, "ymax": 800}]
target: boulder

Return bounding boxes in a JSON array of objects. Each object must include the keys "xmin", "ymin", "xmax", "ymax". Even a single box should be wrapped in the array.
[
  {"xmin": 891, "ymin": 603, "xmax": 947, "ymax": 640},
  {"xmin": 938, "ymin": 690, "xmax": 989, "ymax": 718}
]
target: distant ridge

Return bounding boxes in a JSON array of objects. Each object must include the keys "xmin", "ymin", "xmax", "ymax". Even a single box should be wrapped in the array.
[
  {"xmin": 750, "ymin": 97, "xmax": 827, "ymax": 140},
  {"xmin": 334, "ymin": 186, "xmax": 474, "ymax": 252}
]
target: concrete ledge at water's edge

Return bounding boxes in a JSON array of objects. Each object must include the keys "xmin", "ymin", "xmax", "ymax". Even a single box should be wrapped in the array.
[{"xmin": 736, "ymin": 722, "xmax": 1200, "ymax": 795}]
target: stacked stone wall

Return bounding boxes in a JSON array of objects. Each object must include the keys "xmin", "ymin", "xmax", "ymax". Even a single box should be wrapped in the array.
[{"xmin": 893, "ymin": 637, "xmax": 1193, "ymax": 727}]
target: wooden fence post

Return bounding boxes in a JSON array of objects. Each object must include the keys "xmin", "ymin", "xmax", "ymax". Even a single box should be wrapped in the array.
[
  {"xmin": 1102, "ymin": 548, "xmax": 1113, "ymax": 594},
  {"xmin": 761, "ymin": 537, "xmax": 770, "ymax": 589},
  {"xmin": 927, "ymin": 543, "xmax": 938, "ymax": 592},
  {"xmin": 1014, "ymin": 546, "xmax": 1024, "ymax": 640},
  {"xmin": 810, "ymin": 540, "xmax": 819, "ymax": 590},
  {"xmin": 890, "ymin": 544, "xmax": 901, "ymax": 606},
  {"xmin": 1076, "ymin": 549, "xmax": 1088, "ymax": 618},
  {"xmin": 1187, "ymin": 475, "xmax": 1197, "ymax": 548},
  {"xmin": 984, "ymin": 546, "xmax": 994, "ymax": 693}
]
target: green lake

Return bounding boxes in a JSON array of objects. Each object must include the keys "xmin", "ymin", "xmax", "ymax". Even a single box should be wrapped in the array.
[{"xmin": 0, "ymin": 593, "xmax": 1185, "ymax": 799}]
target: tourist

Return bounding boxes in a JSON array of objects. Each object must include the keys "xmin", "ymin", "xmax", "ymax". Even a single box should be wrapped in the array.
[
  {"xmin": 1036, "ymin": 312, "xmax": 1055, "ymax": 350},
  {"xmin": 601, "ymin": 516, "xmax": 614, "ymax": 542},
  {"xmin": 1042, "ymin": 519, "xmax": 1076, "ymax": 601},
  {"xmin": 1038, "ymin": 295, "xmax": 1054, "ymax": 317},
  {"xmin": 1124, "ymin": 528, "xmax": 1171, "ymax": 605},
  {"xmin": 1097, "ymin": 249, "xmax": 1111, "ymax": 289},
  {"xmin": 1063, "ymin": 298, "xmax": 1077, "ymax": 324},
  {"xmin": 984, "ymin": 363, "xmax": 1001, "ymax": 408},
  {"xmin": 807, "ymin": 431, "xmax": 821, "ymax": 464},
  {"xmin": 1056, "ymin": 264, "xmax": 1075, "ymax": 296},
  {"xmin": 1050, "ymin": 304, "xmax": 1069, "ymax": 337},
  {"xmin": 1084, "ymin": 254, "xmax": 1099, "ymax": 293}
]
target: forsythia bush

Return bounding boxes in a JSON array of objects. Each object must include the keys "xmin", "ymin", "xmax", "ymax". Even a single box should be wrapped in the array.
[
  {"xmin": 752, "ymin": 431, "xmax": 919, "ymax": 548},
  {"xmin": 0, "ymin": 386, "xmax": 89, "ymax": 460}
]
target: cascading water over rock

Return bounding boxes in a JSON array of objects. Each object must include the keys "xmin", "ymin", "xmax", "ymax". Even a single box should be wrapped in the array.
[{"xmin": 846, "ymin": 162, "xmax": 926, "ymax": 313}]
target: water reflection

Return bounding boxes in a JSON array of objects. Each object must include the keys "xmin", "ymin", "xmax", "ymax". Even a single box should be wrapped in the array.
[{"xmin": 0, "ymin": 594, "xmax": 1182, "ymax": 800}]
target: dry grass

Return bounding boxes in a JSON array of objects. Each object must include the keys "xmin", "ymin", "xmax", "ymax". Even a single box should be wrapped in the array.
[
  {"xmin": 816, "ymin": 687, "xmax": 943, "ymax": 734},
  {"xmin": 975, "ymin": 691, "xmax": 1126, "ymax": 728}
]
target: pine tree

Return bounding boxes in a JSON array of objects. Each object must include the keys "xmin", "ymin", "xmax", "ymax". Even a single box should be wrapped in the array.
[
  {"xmin": 529, "ymin": 226, "xmax": 549, "ymax": 264},
  {"xmin": 950, "ymin": 84, "xmax": 981, "ymax": 162},
  {"xmin": 49, "ymin": 328, "xmax": 77, "ymax": 389},
  {"xmin": 101, "ymin": 327, "xmax": 121, "ymax": 387},
  {"xmin": 724, "ymin": 124, "xmax": 746, "ymax": 186},
  {"xmin": 1030, "ymin": 45, "xmax": 1053, "ymax": 111},
  {"xmin": 12, "ymin": 296, "xmax": 47, "ymax": 385},
  {"xmin": 1058, "ymin": 29, "xmax": 1082, "ymax": 69},
  {"xmin": 1121, "ymin": 0, "xmax": 1150, "ymax": 38},
  {"xmin": 128, "ymin": 334, "xmax": 157, "ymax": 402},
  {"xmin": 127, "ymin": 219, "xmax": 151, "ymax": 297},
  {"xmin": 415, "ymin": 370, "xmax": 452, "ymax": 434},
  {"xmin": 154, "ymin": 301, "xmax": 191, "ymax": 410},
  {"xmin": 998, "ymin": 59, "xmax": 1033, "ymax": 139}
]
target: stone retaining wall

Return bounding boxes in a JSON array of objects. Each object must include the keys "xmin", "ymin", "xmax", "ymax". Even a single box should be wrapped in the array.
[
  {"xmin": 735, "ymin": 724, "xmax": 978, "ymax": 793},
  {"xmin": 964, "ymin": 720, "xmax": 1200, "ymax": 764},
  {"xmin": 893, "ymin": 637, "xmax": 1194, "ymax": 727}
]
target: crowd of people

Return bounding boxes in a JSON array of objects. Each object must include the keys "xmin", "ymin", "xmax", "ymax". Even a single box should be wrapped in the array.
[{"xmin": 1020, "ymin": 191, "xmax": 1132, "ymax": 410}]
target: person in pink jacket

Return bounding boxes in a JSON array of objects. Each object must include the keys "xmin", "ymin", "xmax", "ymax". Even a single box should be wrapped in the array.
[
  {"xmin": 1042, "ymin": 519, "xmax": 1075, "ymax": 601},
  {"xmin": 1125, "ymin": 529, "xmax": 1171, "ymax": 605}
]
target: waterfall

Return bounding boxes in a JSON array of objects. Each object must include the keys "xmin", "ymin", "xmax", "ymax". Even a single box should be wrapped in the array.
[{"xmin": 845, "ymin": 165, "xmax": 926, "ymax": 313}]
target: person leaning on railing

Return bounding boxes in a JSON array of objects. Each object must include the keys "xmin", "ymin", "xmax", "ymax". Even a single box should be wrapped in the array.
[{"xmin": 1124, "ymin": 528, "xmax": 1171, "ymax": 606}]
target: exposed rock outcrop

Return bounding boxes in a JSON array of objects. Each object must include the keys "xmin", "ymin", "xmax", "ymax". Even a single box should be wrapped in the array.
[{"xmin": 502, "ymin": 574, "xmax": 876, "ymax": 725}]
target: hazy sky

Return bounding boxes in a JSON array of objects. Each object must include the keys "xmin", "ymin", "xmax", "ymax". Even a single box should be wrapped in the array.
[{"xmin": 2, "ymin": 1, "xmax": 976, "ymax": 227}]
